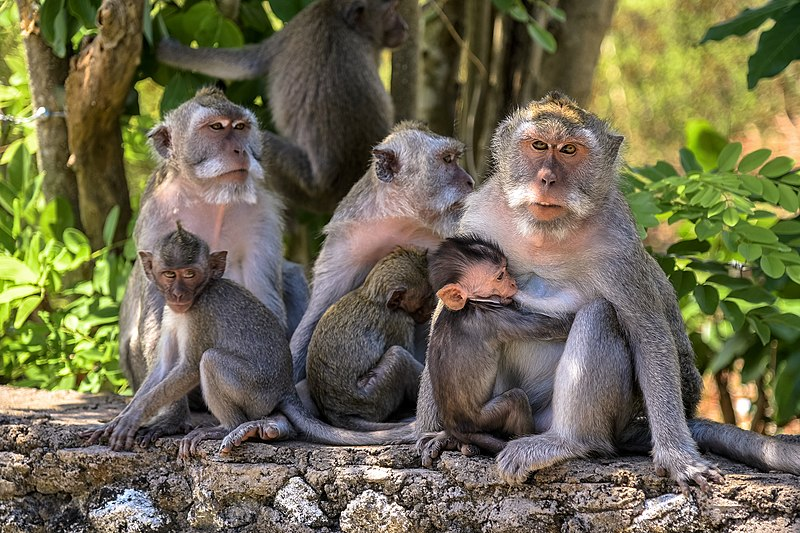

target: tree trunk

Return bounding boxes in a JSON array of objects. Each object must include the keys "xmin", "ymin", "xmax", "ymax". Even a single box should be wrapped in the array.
[
  {"xmin": 391, "ymin": 0, "xmax": 420, "ymax": 121},
  {"xmin": 531, "ymin": 0, "xmax": 618, "ymax": 106},
  {"xmin": 15, "ymin": 0, "xmax": 81, "ymax": 227},
  {"xmin": 64, "ymin": 0, "xmax": 140, "ymax": 249}
]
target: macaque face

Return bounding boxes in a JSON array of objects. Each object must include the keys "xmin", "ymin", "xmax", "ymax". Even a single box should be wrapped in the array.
[
  {"xmin": 437, "ymin": 259, "xmax": 517, "ymax": 311},
  {"xmin": 400, "ymin": 289, "xmax": 437, "ymax": 324},
  {"xmin": 381, "ymin": 0, "xmax": 409, "ymax": 48},
  {"xmin": 153, "ymin": 262, "xmax": 208, "ymax": 314}
]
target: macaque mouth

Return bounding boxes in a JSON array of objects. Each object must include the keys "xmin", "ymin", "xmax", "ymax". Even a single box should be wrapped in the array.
[
  {"xmin": 469, "ymin": 295, "xmax": 511, "ymax": 307},
  {"xmin": 218, "ymin": 169, "xmax": 249, "ymax": 182},
  {"xmin": 528, "ymin": 201, "xmax": 565, "ymax": 221},
  {"xmin": 167, "ymin": 301, "xmax": 193, "ymax": 313}
]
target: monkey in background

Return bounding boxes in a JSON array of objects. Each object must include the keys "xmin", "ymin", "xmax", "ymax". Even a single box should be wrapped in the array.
[
  {"xmin": 157, "ymin": 0, "xmax": 408, "ymax": 213},
  {"xmin": 87, "ymin": 224, "xmax": 414, "ymax": 455},
  {"xmin": 118, "ymin": 87, "xmax": 306, "ymax": 436},
  {"xmin": 306, "ymin": 247, "xmax": 434, "ymax": 431},
  {"xmin": 291, "ymin": 121, "xmax": 475, "ymax": 383},
  {"xmin": 420, "ymin": 235, "xmax": 572, "ymax": 458},
  {"xmin": 416, "ymin": 92, "xmax": 800, "ymax": 491}
]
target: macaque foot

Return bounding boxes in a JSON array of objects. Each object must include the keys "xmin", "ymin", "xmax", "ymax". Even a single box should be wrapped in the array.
[
  {"xmin": 83, "ymin": 414, "xmax": 143, "ymax": 452},
  {"xmin": 136, "ymin": 420, "xmax": 194, "ymax": 449},
  {"xmin": 416, "ymin": 431, "xmax": 479, "ymax": 468},
  {"xmin": 178, "ymin": 425, "xmax": 229, "ymax": 459},
  {"xmin": 654, "ymin": 451, "xmax": 724, "ymax": 494},
  {"xmin": 495, "ymin": 433, "xmax": 577, "ymax": 485},
  {"xmin": 219, "ymin": 414, "xmax": 294, "ymax": 454}
]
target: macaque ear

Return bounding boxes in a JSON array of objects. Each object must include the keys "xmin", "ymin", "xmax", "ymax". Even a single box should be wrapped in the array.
[
  {"xmin": 139, "ymin": 251, "xmax": 155, "ymax": 282},
  {"xmin": 437, "ymin": 284, "xmax": 467, "ymax": 311},
  {"xmin": 148, "ymin": 124, "xmax": 172, "ymax": 159},
  {"xmin": 607, "ymin": 134, "xmax": 624, "ymax": 157},
  {"xmin": 344, "ymin": 0, "xmax": 366, "ymax": 28},
  {"xmin": 387, "ymin": 287, "xmax": 406, "ymax": 310},
  {"xmin": 373, "ymin": 148, "xmax": 400, "ymax": 183},
  {"xmin": 209, "ymin": 251, "xmax": 227, "ymax": 279}
]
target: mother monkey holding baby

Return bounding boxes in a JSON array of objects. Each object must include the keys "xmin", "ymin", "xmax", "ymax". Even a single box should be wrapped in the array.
[{"xmin": 417, "ymin": 92, "xmax": 800, "ymax": 490}]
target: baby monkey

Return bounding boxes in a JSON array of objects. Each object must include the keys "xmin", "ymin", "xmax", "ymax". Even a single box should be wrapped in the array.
[{"xmin": 424, "ymin": 234, "xmax": 573, "ymax": 456}]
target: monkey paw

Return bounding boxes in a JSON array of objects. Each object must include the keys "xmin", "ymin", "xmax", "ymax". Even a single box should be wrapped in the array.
[
  {"xmin": 178, "ymin": 425, "xmax": 229, "ymax": 459},
  {"xmin": 136, "ymin": 420, "xmax": 194, "ymax": 449},
  {"xmin": 218, "ymin": 415, "xmax": 293, "ymax": 455},
  {"xmin": 416, "ymin": 431, "xmax": 479, "ymax": 468},
  {"xmin": 495, "ymin": 434, "xmax": 568, "ymax": 485},
  {"xmin": 654, "ymin": 451, "xmax": 724, "ymax": 495}
]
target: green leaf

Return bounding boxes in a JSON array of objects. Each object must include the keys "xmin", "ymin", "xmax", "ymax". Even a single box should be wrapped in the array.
[
  {"xmin": 747, "ymin": 4, "xmax": 800, "ymax": 88},
  {"xmin": 240, "ymin": 0, "xmax": 273, "ymax": 35},
  {"xmin": 695, "ymin": 219, "xmax": 722, "ymax": 240},
  {"xmin": 747, "ymin": 316, "xmax": 771, "ymax": 345},
  {"xmin": 726, "ymin": 286, "xmax": 776, "ymax": 304},
  {"xmin": 722, "ymin": 207, "xmax": 740, "ymax": 226},
  {"xmin": 782, "ymin": 172, "xmax": 800, "ymax": 186},
  {"xmin": 707, "ymin": 330, "xmax": 750, "ymax": 373},
  {"xmin": 0, "ymin": 284, "xmax": 40, "ymax": 304},
  {"xmin": 67, "ymin": 0, "xmax": 97, "ymax": 28},
  {"xmin": 700, "ymin": 0, "xmax": 795, "ymax": 42},
  {"xmin": 143, "ymin": 0, "xmax": 153, "ymax": 46},
  {"xmin": 694, "ymin": 284, "xmax": 720, "ymax": 315},
  {"xmin": 760, "ymin": 254, "xmax": 786, "ymax": 278},
  {"xmin": 527, "ymin": 22, "xmax": 556, "ymax": 52},
  {"xmin": 63, "ymin": 228, "xmax": 90, "ymax": 254},
  {"xmin": 740, "ymin": 174, "xmax": 764, "ymax": 196},
  {"xmin": 160, "ymin": 72, "xmax": 208, "ymax": 115},
  {"xmin": 773, "ymin": 355, "xmax": 800, "ymax": 425},
  {"xmin": 538, "ymin": 2, "xmax": 566, "ymax": 22},
  {"xmin": 763, "ymin": 312, "xmax": 800, "ymax": 329},
  {"xmin": 679, "ymin": 147, "xmax": 703, "ymax": 174},
  {"xmin": 670, "ymin": 269, "xmax": 697, "ymax": 299},
  {"xmin": 509, "ymin": 2, "xmax": 530, "ymax": 23},
  {"xmin": 787, "ymin": 264, "xmax": 800, "ymax": 283},
  {"xmin": 777, "ymin": 183, "xmax": 800, "ymax": 212},
  {"xmin": 39, "ymin": 197, "xmax": 74, "ymax": 241},
  {"xmin": 706, "ymin": 274, "xmax": 754, "ymax": 289},
  {"xmin": 760, "ymin": 156, "xmax": 796, "ymax": 177},
  {"xmin": 103, "ymin": 205, "xmax": 120, "ymax": 247},
  {"xmin": 52, "ymin": 6, "xmax": 69, "ymax": 58},
  {"xmin": 40, "ymin": 0, "xmax": 66, "ymax": 47},
  {"xmin": 734, "ymin": 222, "xmax": 779, "ymax": 243},
  {"xmin": 760, "ymin": 178, "xmax": 781, "ymax": 203},
  {"xmin": 720, "ymin": 300, "xmax": 746, "ymax": 330},
  {"xmin": 738, "ymin": 242, "xmax": 763, "ymax": 261},
  {"xmin": 684, "ymin": 120, "xmax": 727, "ymax": 170},
  {"xmin": 667, "ymin": 239, "xmax": 711, "ymax": 255},
  {"xmin": 13, "ymin": 295, "xmax": 43, "ymax": 329},
  {"xmin": 270, "ymin": 0, "xmax": 313, "ymax": 22},
  {"xmin": 738, "ymin": 148, "xmax": 772, "ymax": 173},
  {"xmin": 0, "ymin": 256, "xmax": 39, "ymax": 284},
  {"xmin": 716, "ymin": 142, "xmax": 742, "ymax": 172}
]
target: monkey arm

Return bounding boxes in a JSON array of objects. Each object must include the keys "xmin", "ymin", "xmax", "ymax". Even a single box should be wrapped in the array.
[
  {"xmin": 156, "ymin": 38, "xmax": 272, "ymax": 81},
  {"xmin": 486, "ymin": 306, "xmax": 573, "ymax": 343}
]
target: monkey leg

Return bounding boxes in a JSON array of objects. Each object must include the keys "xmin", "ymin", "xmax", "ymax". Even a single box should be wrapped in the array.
[
  {"xmin": 351, "ymin": 345, "xmax": 424, "ymax": 422},
  {"xmin": 416, "ymin": 431, "xmax": 480, "ymax": 468},
  {"xmin": 218, "ymin": 414, "xmax": 295, "ymax": 455},
  {"xmin": 199, "ymin": 348, "xmax": 281, "ymax": 429},
  {"xmin": 497, "ymin": 299, "xmax": 632, "ymax": 485},
  {"xmin": 476, "ymin": 387, "xmax": 535, "ymax": 437}
]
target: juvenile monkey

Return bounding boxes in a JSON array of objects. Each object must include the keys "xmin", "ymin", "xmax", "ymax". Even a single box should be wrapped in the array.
[
  {"xmin": 291, "ymin": 121, "xmax": 474, "ymax": 382},
  {"xmin": 87, "ymin": 225, "xmax": 413, "ymax": 454},
  {"xmin": 119, "ymin": 87, "xmax": 307, "ymax": 426},
  {"xmin": 422, "ymin": 235, "xmax": 572, "ymax": 456},
  {"xmin": 157, "ymin": 0, "xmax": 408, "ymax": 212},
  {"xmin": 416, "ymin": 92, "xmax": 800, "ymax": 491},
  {"xmin": 306, "ymin": 247, "xmax": 434, "ymax": 431}
]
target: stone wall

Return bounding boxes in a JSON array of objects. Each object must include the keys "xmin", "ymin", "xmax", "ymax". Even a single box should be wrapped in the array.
[{"xmin": 0, "ymin": 386, "xmax": 798, "ymax": 532}]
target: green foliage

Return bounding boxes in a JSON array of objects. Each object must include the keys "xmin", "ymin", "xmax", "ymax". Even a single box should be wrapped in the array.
[
  {"xmin": 0, "ymin": 140, "xmax": 134, "ymax": 394},
  {"xmin": 491, "ymin": 0, "xmax": 564, "ymax": 53},
  {"xmin": 702, "ymin": 0, "xmax": 800, "ymax": 88},
  {"xmin": 625, "ymin": 130, "xmax": 800, "ymax": 425}
]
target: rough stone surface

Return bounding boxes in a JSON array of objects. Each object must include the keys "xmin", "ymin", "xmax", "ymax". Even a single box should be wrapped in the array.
[{"xmin": 0, "ymin": 385, "xmax": 799, "ymax": 532}]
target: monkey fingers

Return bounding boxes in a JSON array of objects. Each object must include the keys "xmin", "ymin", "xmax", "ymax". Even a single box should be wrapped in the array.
[
  {"xmin": 136, "ymin": 419, "xmax": 194, "ymax": 449},
  {"xmin": 107, "ymin": 414, "xmax": 143, "ymax": 451},
  {"xmin": 82, "ymin": 420, "xmax": 117, "ymax": 446},
  {"xmin": 655, "ymin": 457, "xmax": 724, "ymax": 495},
  {"xmin": 177, "ymin": 425, "xmax": 230, "ymax": 459},
  {"xmin": 218, "ymin": 414, "xmax": 293, "ymax": 455},
  {"xmin": 416, "ymin": 431, "xmax": 463, "ymax": 468}
]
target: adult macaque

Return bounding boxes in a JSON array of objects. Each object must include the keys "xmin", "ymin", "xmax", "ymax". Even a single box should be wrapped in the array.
[
  {"xmin": 416, "ymin": 92, "xmax": 800, "ymax": 492},
  {"xmin": 157, "ymin": 0, "xmax": 408, "ymax": 212},
  {"xmin": 421, "ymin": 235, "xmax": 571, "ymax": 457},
  {"xmin": 307, "ymin": 247, "xmax": 434, "ymax": 431},
  {"xmin": 291, "ymin": 121, "xmax": 474, "ymax": 382},
  {"xmin": 87, "ymin": 225, "xmax": 413, "ymax": 454},
  {"xmin": 119, "ymin": 88, "xmax": 307, "ymax": 397}
]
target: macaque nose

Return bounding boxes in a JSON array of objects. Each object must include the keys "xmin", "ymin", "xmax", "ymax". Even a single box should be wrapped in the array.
[{"xmin": 539, "ymin": 169, "xmax": 556, "ymax": 187}]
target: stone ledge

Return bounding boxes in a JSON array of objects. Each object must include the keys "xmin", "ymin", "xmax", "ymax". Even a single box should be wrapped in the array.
[{"xmin": 0, "ymin": 385, "xmax": 798, "ymax": 532}]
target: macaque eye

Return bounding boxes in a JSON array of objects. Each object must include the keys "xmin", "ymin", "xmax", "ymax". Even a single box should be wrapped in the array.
[
  {"xmin": 532, "ymin": 140, "xmax": 548, "ymax": 150},
  {"xmin": 443, "ymin": 153, "xmax": 455, "ymax": 164},
  {"xmin": 183, "ymin": 270, "xmax": 195, "ymax": 278},
  {"xmin": 209, "ymin": 122, "xmax": 224, "ymax": 131},
  {"xmin": 233, "ymin": 122, "xmax": 246, "ymax": 130},
  {"xmin": 163, "ymin": 271, "xmax": 176, "ymax": 279},
  {"xmin": 560, "ymin": 144, "xmax": 577, "ymax": 155},
  {"xmin": 496, "ymin": 270, "xmax": 505, "ymax": 281}
]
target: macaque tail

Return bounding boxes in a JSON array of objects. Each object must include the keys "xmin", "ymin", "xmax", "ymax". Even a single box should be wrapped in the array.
[
  {"xmin": 281, "ymin": 395, "xmax": 416, "ymax": 445},
  {"xmin": 689, "ymin": 418, "xmax": 800, "ymax": 474}
]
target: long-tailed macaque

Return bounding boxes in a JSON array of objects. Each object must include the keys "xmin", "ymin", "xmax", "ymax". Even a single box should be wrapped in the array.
[
  {"xmin": 118, "ymin": 87, "xmax": 306, "ymax": 429},
  {"xmin": 416, "ymin": 92, "xmax": 800, "ymax": 492},
  {"xmin": 306, "ymin": 247, "xmax": 434, "ymax": 431},
  {"xmin": 291, "ymin": 121, "xmax": 474, "ymax": 382},
  {"xmin": 87, "ymin": 225, "xmax": 413, "ymax": 454},
  {"xmin": 157, "ymin": 0, "xmax": 408, "ymax": 212},
  {"xmin": 420, "ymin": 235, "xmax": 571, "ymax": 457}
]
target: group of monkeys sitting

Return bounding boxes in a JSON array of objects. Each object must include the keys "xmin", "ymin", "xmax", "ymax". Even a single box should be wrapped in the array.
[{"xmin": 83, "ymin": 0, "xmax": 800, "ymax": 492}]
